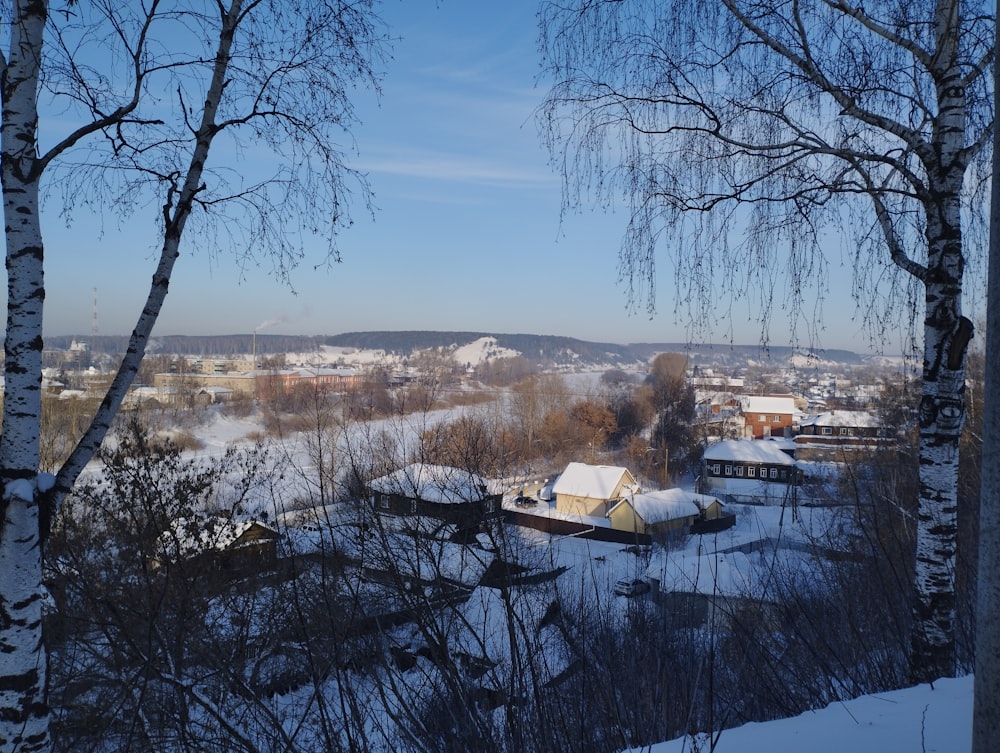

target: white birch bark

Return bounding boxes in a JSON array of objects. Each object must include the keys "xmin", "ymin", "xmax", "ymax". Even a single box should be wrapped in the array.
[
  {"xmin": 908, "ymin": 0, "xmax": 973, "ymax": 683},
  {"xmin": 0, "ymin": 2, "xmax": 51, "ymax": 750},
  {"xmin": 0, "ymin": 2, "xmax": 244, "ymax": 750}
]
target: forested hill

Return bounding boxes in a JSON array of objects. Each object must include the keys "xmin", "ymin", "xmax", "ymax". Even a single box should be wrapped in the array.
[{"xmin": 45, "ymin": 330, "xmax": 872, "ymax": 369}]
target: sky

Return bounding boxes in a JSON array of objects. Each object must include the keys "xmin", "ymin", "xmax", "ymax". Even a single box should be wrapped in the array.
[{"xmin": 37, "ymin": 1, "xmax": 915, "ymax": 351}]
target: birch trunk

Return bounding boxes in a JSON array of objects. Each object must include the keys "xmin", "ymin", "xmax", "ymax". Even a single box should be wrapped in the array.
[
  {"xmin": 0, "ymin": 2, "xmax": 50, "ymax": 751},
  {"xmin": 0, "ymin": 2, "xmax": 243, "ymax": 750},
  {"xmin": 908, "ymin": 1, "xmax": 972, "ymax": 683}
]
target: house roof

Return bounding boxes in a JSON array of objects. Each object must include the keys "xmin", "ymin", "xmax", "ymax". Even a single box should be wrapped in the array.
[
  {"xmin": 551, "ymin": 462, "xmax": 638, "ymax": 500},
  {"xmin": 616, "ymin": 488, "xmax": 723, "ymax": 524},
  {"xmin": 368, "ymin": 463, "xmax": 494, "ymax": 504},
  {"xmin": 740, "ymin": 395, "xmax": 797, "ymax": 414},
  {"xmin": 703, "ymin": 439, "xmax": 797, "ymax": 465},
  {"xmin": 158, "ymin": 516, "xmax": 277, "ymax": 561},
  {"xmin": 799, "ymin": 410, "xmax": 880, "ymax": 428}
]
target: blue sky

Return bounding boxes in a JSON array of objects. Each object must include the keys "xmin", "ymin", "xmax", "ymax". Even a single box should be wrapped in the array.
[{"xmin": 39, "ymin": 0, "xmax": 884, "ymax": 350}]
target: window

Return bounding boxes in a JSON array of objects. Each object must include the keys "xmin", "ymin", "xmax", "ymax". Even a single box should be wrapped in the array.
[
  {"xmin": 758, "ymin": 415, "xmax": 767, "ymax": 422},
  {"xmin": 770, "ymin": 468, "xmax": 778, "ymax": 479},
  {"xmin": 712, "ymin": 464, "xmax": 721, "ymax": 475},
  {"xmin": 377, "ymin": 495, "xmax": 390, "ymax": 510},
  {"xmin": 724, "ymin": 465, "xmax": 733, "ymax": 476},
  {"xmin": 748, "ymin": 467, "xmax": 756, "ymax": 478},
  {"xmin": 736, "ymin": 466, "xmax": 744, "ymax": 477},
  {"xmin": 822, "ymin": 427, "xmax": 832, "ymax": 435},
  {"xmin": 840, "ymin": 428, "xmax": 850, "ymax": 436},
  {"xmin": 772, "ymin": 415, "xmax": 781, "ymax": 423}
]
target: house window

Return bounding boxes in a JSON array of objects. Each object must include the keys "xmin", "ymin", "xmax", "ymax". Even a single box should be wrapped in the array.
[
  {"xmin": 772, "ymin": 415, "xmax": 781, "ymax": 423},
  {"xmin": 822, "ymin": 427, "xmax": 832, "ymax": 435},
  {"xmin": 724, "ymin": 465, "xmax": 733, "ymax": 476},
  {"xmin": 377, "ymin": 495, "xmax": 389, "ymax": 511},
  {"xmin": 748, "ymin": 466, "xmax": 756, "ymax": 478},
  {"xmin": 840, "ymin": 428, "xmax": 850, "ymax": 436},
  {"xmin": 770, "ymin": 468, "xmax": 778, "ymax": 479},
  {"xmin": 712, "ymin": 464, "xmax": 721, "ymax": 475},
  {"xmin": 736, "ymin": 466, "xmax": 744, "ymax": 477},
  {"xmin": 758, "ymin": 415, "xmax": 766, "ymax": 422}
]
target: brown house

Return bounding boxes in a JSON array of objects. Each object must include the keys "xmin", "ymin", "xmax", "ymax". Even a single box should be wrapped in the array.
[
  {"xmin": 367, "ymin": 463, "xmax": 502, "ymax": 531},
  {"xmin": 155, "ymin": 515, "xmax": 280, "ymax": 574},
  {"xmin": 739, "ymin": 395, "xmax": 798, "ymax": 438}
]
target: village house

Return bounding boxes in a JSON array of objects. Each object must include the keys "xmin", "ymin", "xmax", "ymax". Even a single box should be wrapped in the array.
[
  {"xmin": 739, "ymin": 395, "xmax": 798, "ymax": 438},
  {"xmin": 701, "ymin": 438, "xmax": 801, "ymax": 504},
  {"xmin": 607, "ymin": 488, "xmax": 729, "ymax": 538},
  {"xmin": 367, "ymin": 463, "xmax": 502, "ymax": 531},
  {"xmin": 551, "ymin": 462, "xmax": 640, "ymax": 518},
  {"xmin": 154, "ymin": 514, "xmax": 281, "ymax": 574},
  {"xmin": 795, "ymin": 409, "xmax": 884, "ymax": 451}
]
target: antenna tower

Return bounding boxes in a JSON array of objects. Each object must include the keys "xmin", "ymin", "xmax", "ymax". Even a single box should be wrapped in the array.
[{"xmin": 92, "ymin": 287, "xmax": 99, "ymax": 338}]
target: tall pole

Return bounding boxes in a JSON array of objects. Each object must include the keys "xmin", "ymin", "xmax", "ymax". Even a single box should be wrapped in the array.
[{"xmin": 972, "ymin": 8, "xmax": 1000, "ymax": 750}]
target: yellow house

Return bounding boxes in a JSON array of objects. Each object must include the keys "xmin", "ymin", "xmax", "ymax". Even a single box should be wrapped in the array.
[
  {"xmin": 552, "ymin": 462, "xmax": 639, "ymax": 517},
  {"xmin": 608, "ymin": 488, "xmax": 725, "ymax": 536}
]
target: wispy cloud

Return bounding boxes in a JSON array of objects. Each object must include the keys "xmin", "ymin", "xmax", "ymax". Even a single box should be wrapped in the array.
[{"xmin": 359, "ymin": 148, "xmax": 555, "ymax": 189}]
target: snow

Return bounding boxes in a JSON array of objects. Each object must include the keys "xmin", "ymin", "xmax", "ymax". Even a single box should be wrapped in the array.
[
  {"xmin": 551, "ymin": 462, "xmax": 638, "ymax": 500},
  {"xmin": 451, "ymin": 336, "xmax": 521, "ymax": 366},
  {"xmin": 628, "ymin": 675, "xmax": 971, "ymax": 753},
  {"xmin": 627, "ymin": 488, "xmax": 722, "ymax": 524},
  {"xmin": 799, "ymin": 409, "xmax": 880, "ymax": 428},
  {"xmin": 740, "ymin": 395, "xmax": 797, "ymax": 413},
  {"xmin": 703, "ymin": 438, "xmax": 797, "ymax": 464},
  {"xmin": 368, "ymin": 463, "xmax": 494, "ymax": 504}
]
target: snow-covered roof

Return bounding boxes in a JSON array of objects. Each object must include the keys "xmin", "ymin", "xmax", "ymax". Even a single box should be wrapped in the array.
[
  {"xmin": 551, "ymin": 462, "xmax": 637, "ymax": 500},
  {"xmin": 799, "ymin": 410, "xmax": 880, "ymax": 428},
  {"xmin": 157, "ymin": 515, "xmax": 276, "ymax": 561},
  {"xmin": 368, "ymin": 463, "xmax": 494, "ymax": 504},
  {"xmin": 622, "ymin": 488, "xmax": 723, "ymax": 524},
  {"xmin": 703, "ymin": 439, "xmax": 796, "ymax": 465},
  {"xmin": 740, "ymin": 395, "xmax": 797, "ymax": 414}
]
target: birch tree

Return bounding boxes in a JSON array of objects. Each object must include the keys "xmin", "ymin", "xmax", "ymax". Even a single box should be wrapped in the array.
[
  {"xmin": 0, "ymin": 2, "xmax": 385, "ymax": 750},
  {"xmin": 538, "ymin": 0, "xmax": 992, "ymax": 684}
]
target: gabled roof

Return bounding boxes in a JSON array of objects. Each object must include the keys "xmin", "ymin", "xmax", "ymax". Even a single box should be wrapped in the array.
[
  {"xmin": 552, "ymin": 462, "xmax": 638, "ymax": 500},
  {"xmin": 157, "ymin": 516, "xmax": 277, "ymax": 562},
  {"xmin": 740, "ymin": 395, "xmax": 797, "ymax": 414},
  {"xmin": 703, "ymin": 439, "xmax": 797, "ymax": 465},
  {"xmin": 368, "ymin": 463, "xmax": 494, "ymax": 504},
  {"xmin": 613, "ymin": 488, "xmax": 723, "ymax": 524},
  {"xmin": 799, "ymin": 410, "xmax": 880, "ymax": 428}
]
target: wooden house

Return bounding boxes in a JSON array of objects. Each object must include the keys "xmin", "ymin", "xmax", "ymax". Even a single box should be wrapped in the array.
[
  {"xmin": 367, "ymin": 463, "xmax": 502, "ymax": 530},
  {"xmin": 608, "ymin": 488, "xmax": 727, "ymax": 537},
  {"xmin": 551, "ymin": 462, "xmax": 640, "ymax": 518}
]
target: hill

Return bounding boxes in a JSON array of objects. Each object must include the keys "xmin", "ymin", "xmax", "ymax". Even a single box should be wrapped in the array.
[{"xmin": 45, "ymin": 330, "xmax": 879, "ymax": 372}]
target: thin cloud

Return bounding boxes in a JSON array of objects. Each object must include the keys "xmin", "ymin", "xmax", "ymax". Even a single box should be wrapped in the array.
[{"xmin": 360, "ymin": 149, "xmax": 555, "ymax": 189}]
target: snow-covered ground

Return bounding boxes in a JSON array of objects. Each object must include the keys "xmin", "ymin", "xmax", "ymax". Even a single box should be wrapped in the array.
[
  {"xmin": 631, "ymin": 675, "xmax": 971, "ymax": 753},
  {"xmin": 116, "ymin": 403, "xmax": 975, "ymax": 753}
]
